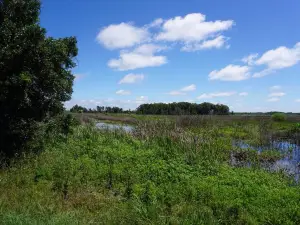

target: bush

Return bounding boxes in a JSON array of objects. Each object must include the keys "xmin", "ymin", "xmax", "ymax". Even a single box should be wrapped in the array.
[
  {"xmin": 0, "ymin": 0, "xmax": 78, "ymax": 157},
  {"xmin": 271, "ymin": 113, "xmax": 286, "ymax": 122}
]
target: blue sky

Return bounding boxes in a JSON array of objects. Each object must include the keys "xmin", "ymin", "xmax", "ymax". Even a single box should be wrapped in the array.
[{"xmin": 40, "ymin": 0, "xmax": 300, "ymax": 112}]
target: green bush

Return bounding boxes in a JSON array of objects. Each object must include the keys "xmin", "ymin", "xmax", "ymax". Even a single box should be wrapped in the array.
[
  {"xmin": 0, "ymin": 0, "xmax": 78, "ymax": 157},
  {"xmin": 271, "ymin": 113, "xmax": 286, "ymax": 122}
]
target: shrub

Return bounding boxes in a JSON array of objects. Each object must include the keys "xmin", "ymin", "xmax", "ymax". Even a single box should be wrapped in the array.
[
  {"xmin": 271, "ymin": 113, "xmax": 286, "ymax": 122},
  {"xmin": 0, "ymin": 0, "xmax": 78, "ymax": 157}
]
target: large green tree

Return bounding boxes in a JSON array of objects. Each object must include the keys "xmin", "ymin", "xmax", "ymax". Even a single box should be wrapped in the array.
[{"xmin": 0, "ymin": 0, "xmax": 78, "ymax": 156}]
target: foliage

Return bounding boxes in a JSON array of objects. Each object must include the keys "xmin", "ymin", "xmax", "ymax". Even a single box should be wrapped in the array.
[
  {"xmin": 136, "ymin": 102, "xmax": 230, "ymax": 115},
  {"xmin": 0, "ymin": 0, "xmax": 78, "ymax": 156},
  {"xmin": 0, "ymin": 120, "xmax": 299, "ymax": 224},
  {"xmin": 272, "ymin": 113, "xmax": 287, "ymax": 122},
  {"xmin": 70, "ymin": 104, "xmax": 127, "ymax": 113}
]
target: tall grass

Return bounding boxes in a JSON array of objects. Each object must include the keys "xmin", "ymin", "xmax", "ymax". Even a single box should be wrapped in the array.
[{"xmin": 0, "ymin": 119, "xmax": 299, "ymax": 224}]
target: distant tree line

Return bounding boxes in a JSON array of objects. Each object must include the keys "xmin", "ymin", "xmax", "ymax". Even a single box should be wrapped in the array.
[
  {"xmin": 136, "ymin": 102, "xmax": 230, "ymax": 115},
  {"xmin": 69, "ymin": 104, "xmax": 132, "ymax": 114}
]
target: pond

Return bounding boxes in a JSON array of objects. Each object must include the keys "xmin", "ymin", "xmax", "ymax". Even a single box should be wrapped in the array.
[
  {"xmin": 96, "ymin": 122, "xmax": 134, "ymax": 133},
  {"xmin": 233, "ymin": 141, "xmax": 300, "ymax": 182}
]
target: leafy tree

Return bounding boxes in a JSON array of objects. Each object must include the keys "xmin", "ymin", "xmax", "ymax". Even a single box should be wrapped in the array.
[
  {"xmin": 136, "ymin": 102, "xmax": 230, "ymax": 115},
  {"xmin": 0, "ymin": 0, "xmax": 78, "ymax": 156}
]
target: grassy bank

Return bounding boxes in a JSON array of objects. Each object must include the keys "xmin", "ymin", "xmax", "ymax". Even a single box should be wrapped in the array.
[{"xmin": 0, "ymin": 118, "xmax": 299, "ymax": 224}]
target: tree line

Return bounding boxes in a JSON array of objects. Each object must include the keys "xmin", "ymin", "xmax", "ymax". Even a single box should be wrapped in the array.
[
  {"xmin": 70, "ymin": 104, "xmax": 132, "ymax": 113},
  {"xmin": 69, "ymin": 102, "xmax": 230, "ymax": 115},
  {"xmin": 136, "ymin": 102, "xmax": 230, "ymax": 115}
]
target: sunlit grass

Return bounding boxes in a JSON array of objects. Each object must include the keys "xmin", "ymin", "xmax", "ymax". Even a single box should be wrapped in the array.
[{"xmin": 0, "ymin": 118, "xmax": 299, "ymax": 224}]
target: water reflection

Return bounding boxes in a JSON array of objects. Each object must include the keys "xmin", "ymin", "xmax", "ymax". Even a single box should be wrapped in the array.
[
  {"xmin": 96, "ymin": 122, "xmax": 134, "ymax": 133},
  {"xmin": 233, "ymin": 141, "xmax": 300, "ymax": 182}
]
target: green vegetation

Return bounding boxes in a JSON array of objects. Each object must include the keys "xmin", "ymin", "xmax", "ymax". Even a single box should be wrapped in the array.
[
  {"xmin": 1, "ymin": 118, "xmax": 300, "ymax": 224},
  {"xmin": 70, "ymin": 105, "xmax": 129, "ymax": 114},
  {"xmin": 272, "ymin": 113, "xmax": 287, "ymax": 122},
  {"xmin": 0, "ymin": 0, "xmax": 78, "ymax": 157},
  {"xmin": 136, "ymin": 102, "xmax": 230, "ymax": 115},
  {"xmin": 1, "ymin": 1, "xmax": 300, "ymax": 224}
]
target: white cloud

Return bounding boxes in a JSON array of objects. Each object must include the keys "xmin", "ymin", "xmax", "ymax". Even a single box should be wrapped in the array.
[
  {"xmin": 168, "ymin": 84, "xmax": 196, "ymax": 96},
  {"xmin": 116, "ymin": 90, "xmax": 131, "ymax": 95},
  {"xmin": 239, "ymin": 92, "xmax": 248, "ymax": 96},
  {"xmin": 270, "ymin": 85, "xmax": 281, "ymax": 91},
  {"xmin": 256, "ymin": 43, "xmax": 300, "ymax": 70},
  {"xmin": 197, "ymin": 92, "xmax": 236, "ymax": 99},
  {"xmin": 100, "ymin": 13, "xmax": 235, "ymax": 72},
  {"xmin": 133, "ymin": 44, "xmax": 167, "ymax": 55},
  {"xmin": 242, "ymin": 53, "xmax": 258, "ymax": 66},
  {"xmin": 252, "ymin": 68, "xmax": 274, "ymax": 78},
  {"xmin": 148, "ymin": 18, "xmax": 164, "ymax": 28},
  {"xmin": 267, "ymin": 97, "xmax": 280, "ymax": 102},
  {"xmin": 97, "ymin": 23, "xmax": 149, "ymax": 49},
  {"xmin": 135, "ymin": 96, "xmax": 149, "ymax": 104},
  {"xmin": 180, "ymin": 84, "xmax": 196, "ymax": 92},
  {"xmin": 108, "ymin": 44, "xmax": 167, "ymax": 71},
  {"xmin": 268, "ymin": 92, "xmax": 286, "ymax": 97},
  {"xmin": 182, "ymin": 36, "xmax": 228, "ymax": 52},
  {"xmin": 156, "ymin": 13, "xmax": 234, "ymax": 43},
  {"xmin": 119, "ymin": 73, "xmax": 144, "ymax": 84},
  {"xmin": 209, "ymin": 64, "xmax": 250, "ymax": 81},
  {"xmin": 168, "ymin": 91, "xmax": 187, "ymax": 96},
  {"xmin": 65, "ymin": 96, "xmax": 151, "ymax": 110},
  {"xmin": 295, "ymin": 99, "xmax": 300, "ymax": 102}
]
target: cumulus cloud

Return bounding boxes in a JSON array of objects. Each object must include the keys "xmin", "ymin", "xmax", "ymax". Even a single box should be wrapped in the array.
[
  {"xmin": 242, "ymin": 53, "xmax": 259, "ymax": 66},
  {"xmin": 99, "ymin": 13, "xmax": 235, "ymax": 72},
  {"xmin": 251, "ymin": 42, "xmax": 300, "ymax": 78},
  {"xmin": 180, "ymin": 84, "xmax": 196, "ymax": 92},
  {"xmin": 209, "ymin": 65, "xmax": 250, "ymax": 81},
  {"xmin": 182, "ymin": 36, "xmax": 228, "ymax": 52},
  {"xmin": 148, "ymin": 18, "xmax": 164, "ymax": 28},
  {"xmin": 133, "ymin": 44, "xmax": 167, "ymax": 55},
  {"xmin": 197, "ymin": 92, "xmax": 236, "ymax": 99},
  {"xmin": 239, "ymin": 92, "xmax": 248, "ymax": 96},
  {"xmin": 268, "ymin": 92, "xmax": 286, "ymax": 97},
  {"xmin": 119, "ymin": 73, "xmax": 144, "ymax": 84},
  {"xmin": 156, "ymin": 13, "xmax": 234, "ymax": 43},
  {"xmin": 256, "ymin": 42, "xmax": 300, "ymax": 70},
  {"xmin": 97, "ymin": 23, "xmax": 149, "ymax": 49},
  {"xmin": 212, "ymin": 42, "xmax": 300, "ymax": 81},
  {"xmin": 116, "ymin": 90, "xmax": 131, "ymax": 95},
  {"xmin": 108, "ymin": 44, "xmax": 167, "ymax": 70}
]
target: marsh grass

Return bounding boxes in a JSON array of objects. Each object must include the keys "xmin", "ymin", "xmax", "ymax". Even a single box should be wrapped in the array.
[{"xmin": 0, "ymin": 118, "xmax": 300, "ymax": 224}]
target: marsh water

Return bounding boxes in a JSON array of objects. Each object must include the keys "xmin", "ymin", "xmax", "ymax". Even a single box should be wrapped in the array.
[
  {"xmin": 233, "ymin": 140, "xmax": 300, "ymax": 182},
  {"xmin": 97, "ymin": 122, "xmax": 300, "ymax": 181},
  {"xmin": 96, "ymin": 122, "xmax": 134, "ymax": 132}
]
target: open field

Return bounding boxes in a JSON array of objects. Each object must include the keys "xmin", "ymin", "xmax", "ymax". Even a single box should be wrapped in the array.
[
  {"xmin": 0, "ymin": 114, "xmax": 300, "ymax": 224},
  {"xmin": 72, "ymin": 112, "xmax": 300, "ymax": 123}
]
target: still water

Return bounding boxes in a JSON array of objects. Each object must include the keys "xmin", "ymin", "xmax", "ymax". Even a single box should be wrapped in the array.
[
  {"xmin": 96, "ymin": 122, "xmax": 134, "ymax": 133},
  {"xmin": 233, "ymin": 141, "xmax": 300, "ymax": 182}
]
